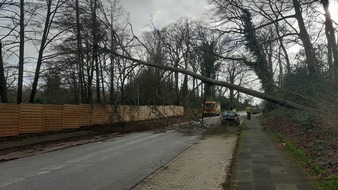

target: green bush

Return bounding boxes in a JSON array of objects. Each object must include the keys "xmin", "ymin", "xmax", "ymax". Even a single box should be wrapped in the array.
[
  {"xmin": 292, "ymin": 111, "xmax": 317, "ymax": 128},
  {"xmin": 325, "ymin": 175, "xmax": 338, "ymax": 190}
]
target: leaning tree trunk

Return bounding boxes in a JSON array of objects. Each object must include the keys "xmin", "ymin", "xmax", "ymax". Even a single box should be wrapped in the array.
[
  {"xmin": 29, "ymin": 0, "xmax": 52, "ymax": 103},
  {"xmin": 293, "ymin": 0, "xmax": 319, "ymax": 76},
  {"xmin": 111, "ymin": 50, "xmax": 316, "ymax": 112},
  {"xmin": 241, "ymin": 8, "xmax": 275, "ymax": 94}
]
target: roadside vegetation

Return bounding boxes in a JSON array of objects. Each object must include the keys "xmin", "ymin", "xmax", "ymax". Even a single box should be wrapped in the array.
[
  {"xmin": 260, "ymin": 68, "xmax": 338, "ymax": 189},
  {"xmin": 262, "ymin": 108, "xmax": 338, "ymax": 189}
]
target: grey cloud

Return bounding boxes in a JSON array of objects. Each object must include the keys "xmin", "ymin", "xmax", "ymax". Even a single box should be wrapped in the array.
[{"xmin": 120, "ymin": 0, "xmax": 210, "ymax": 36}]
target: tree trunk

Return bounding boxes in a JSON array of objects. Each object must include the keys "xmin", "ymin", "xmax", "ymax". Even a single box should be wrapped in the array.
[
  {"xmin": 92, "ymin": 0, "xmax": 100, "ymax": 103},
  {"xmin": 0, "ymin": 41, "xmax": 8, "ymax": 103},
  {"xmin": 181, "ymin": 73, "xmax": 188, "ymax": 106},
  {"xmin": 228, "ymin": 65, "xmax": 236, "ymax": 108},
  {"xmin": 293, "ymin": 0, "xmax": 319, "ymax": 75},
  {"xmin": 174, "ymin": 61, "xmax": 180, "ymax": 105},
  {"xmin": 275, "ymin": 24, "xmax": 291, "ymax": 73},
  {"xmin": 76, "ymin": 0, "xmax": 85, "ymax": 103},
  {"xmin": 17, "ymin": 0, "xmax": 24, "ymax": 104},
  {"xmin": 110, "ymin": 56, "xmax": 115, "ymax": 104},
  {"xmin": 95, "ymin": 57, "xmax": 100, "ymax": 103},
  {"xmin": 86, "ymin": 39, "xmax": 93, "ymax": 103},
  {"xmin": 321, "ymin": 0, "xmax": 338, "ymax": 82},
  {"xmin": 112, "ymin": 51, "xmax": 316, "ymax": 112},
  {"xmin": 278, "ymin": 47, "xmax": 284, "ymax": 87},
  {"xmin": 100, "ymin": 59, "xmax": 106, "ymax": 103},
  {"xmin": 29, "ymin": 0, "xmax": 52, "ymax": 103},
  {"xmin": 242, "ymin": 8, "xmax": 275, "ymax": 94},
  {"xmin": 87, "ymin": 58, "xmax": 94, "ymax": 104},
  {"xmin": 109, "ymin": 1, "xmax": 116, "ymax": 104}
]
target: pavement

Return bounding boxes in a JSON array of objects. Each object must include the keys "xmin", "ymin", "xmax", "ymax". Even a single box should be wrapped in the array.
[
  {"xmin": 231, "ymin": 116, "xmax": 315, "ymax": 190},
  {"xmin": 132, "ymin": 134, "xmax": 238, "ymax": 190},
  {"xmin": 0, "ymin": 115, "xmax": 316, "ymax": 190}
]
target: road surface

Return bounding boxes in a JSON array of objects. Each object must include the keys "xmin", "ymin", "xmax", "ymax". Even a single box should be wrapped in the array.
[{"xmin": 0, "ymin": 130, "xmax": 198, "ymax": 190}]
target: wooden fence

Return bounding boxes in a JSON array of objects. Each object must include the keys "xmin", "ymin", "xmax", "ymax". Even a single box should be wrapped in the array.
[{"xmin": 0, "ymin": 104, "xmax": 184, "ymax": 137}]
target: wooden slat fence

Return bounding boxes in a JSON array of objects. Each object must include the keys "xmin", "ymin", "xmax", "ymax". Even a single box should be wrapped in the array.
[
  {"xmin": 0, "ymin": 104, "xmax": 184, "ymax": 137},
  {"xmin": 63, "ymin": 104, "xmax": 80, "ymax": 129},
  {"xmin": 19, "ymin": 104, "xmax": 44, "ymax": 134},
  {"xmin": 79, "ymin": 104, "xmax": 92, "ymax": 126},
  {"xmin": 0, "ymin": 104, "xmax": 20, "ymax": 137},
  {"xmin": 44, "ymin": 105, "xmax": 63, "ymax": 131}
]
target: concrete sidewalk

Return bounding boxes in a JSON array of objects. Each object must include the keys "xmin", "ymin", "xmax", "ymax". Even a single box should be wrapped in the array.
[
  {"xmin": 231, "ymin": 117, "xmax": 315, "ymax": 190},
  {"xmin": 133, "ymin": 134, "xmax": 238, "ymax": 190}
]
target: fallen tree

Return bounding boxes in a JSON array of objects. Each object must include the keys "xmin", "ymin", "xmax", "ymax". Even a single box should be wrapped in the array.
[{"xmin": 107, "ymin": 49, "xmax": 315, "ymax": 112}]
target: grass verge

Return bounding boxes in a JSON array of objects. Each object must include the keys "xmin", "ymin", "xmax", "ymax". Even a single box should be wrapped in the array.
[{"xmin": 276, "ymin": 133, "xmax": 338, "ymax": 190}]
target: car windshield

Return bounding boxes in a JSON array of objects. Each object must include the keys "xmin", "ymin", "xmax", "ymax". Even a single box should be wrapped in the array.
[{"xmin": 222, "ymin": 111, "xmax": 236, "ymax": 116}]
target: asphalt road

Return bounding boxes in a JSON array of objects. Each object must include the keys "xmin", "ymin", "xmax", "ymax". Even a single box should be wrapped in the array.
[{"xmin": 0, "ymin": 130, "xmax": 198, "ymax": 190}]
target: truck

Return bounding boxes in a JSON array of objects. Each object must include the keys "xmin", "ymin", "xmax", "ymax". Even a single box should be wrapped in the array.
[{"xmin": 203, "ymin": 101, "xmax": 221, "ymax": 116}]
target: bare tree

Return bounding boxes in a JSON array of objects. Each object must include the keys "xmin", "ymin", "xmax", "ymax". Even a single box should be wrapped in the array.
[
  {"xmin": 161, "ymin": 18, "xmax": 198, "ymax": 105},
  {"xmin": 253, "ymin": 0, "xmax": 292, "ymax": 73},
  {"xmin": 29, "ymin": 0, "xmax": 66, "ymax": 103},
  {"xmin": 140, "ymin": 30, "xmax": 168, "ymax": 104},
  {"xmin": 0, "ymin": 1, "xmax": 11, "ymax": 103},
  {"xmin": 99, "ymin": 0, "xmax": 130, "ymax": 104},
  {"xmin": 225, "ymin": 60, "xmax": 247, "ymax": 109}
]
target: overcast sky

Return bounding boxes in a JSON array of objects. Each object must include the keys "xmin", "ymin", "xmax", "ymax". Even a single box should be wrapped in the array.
[
  {"xmin": 120, "ymin": 0, "xmax": 212, "ymax": 36},
  {"xmin": 119, "ymin": 0, "xmax": 338, "ymax": 37}
]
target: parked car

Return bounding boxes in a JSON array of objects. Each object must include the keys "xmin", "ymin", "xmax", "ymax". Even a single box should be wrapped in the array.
[
  {"xmin": 252, "ymin": 106, "xmax": 261, "ymax": 114},
  {"xmin": 220, "ymin": 111, "xmax": 240, "ymax": 126}
]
